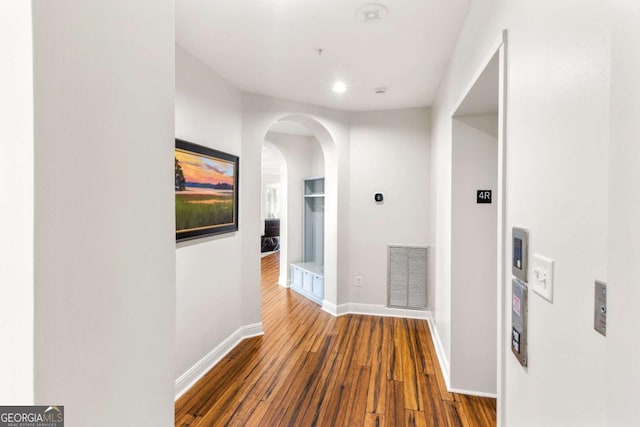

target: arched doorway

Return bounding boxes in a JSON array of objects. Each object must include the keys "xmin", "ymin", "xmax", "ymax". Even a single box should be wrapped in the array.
[{"xmin": 260, "ymin": 114, "xmax": 338, "ymax": 311}]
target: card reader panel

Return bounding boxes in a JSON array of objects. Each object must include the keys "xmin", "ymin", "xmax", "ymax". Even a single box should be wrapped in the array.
[{"xmin": 512, "ymin": 227, "xmax": 529, "ymax": 282}]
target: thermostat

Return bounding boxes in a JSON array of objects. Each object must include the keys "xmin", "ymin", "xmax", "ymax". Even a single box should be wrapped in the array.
[{"xmin": 374, "ymin": 193, "xmax": 384, "ymax": 202}]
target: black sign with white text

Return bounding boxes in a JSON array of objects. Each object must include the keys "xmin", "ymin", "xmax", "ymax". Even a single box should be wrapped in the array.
[{"xmin": 477, "ymin": 190, "xmax": 492, "ymax": 204}]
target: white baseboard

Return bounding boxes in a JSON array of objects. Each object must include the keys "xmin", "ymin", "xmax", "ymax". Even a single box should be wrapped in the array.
[
  {"xmin": 426, "ymin": 317, "xmax": 451, "ymax": 391},
  {"xmin": 321, "ymin": 300, "xmax": 338, "ymax": 316},
  {"xmin": 448, "ymin": 387, "xmax": 497, "ymax": 399},
  {"xmin": 425, "ymin": 318, "xmax": 497, "ymax": 399},
  {"xmin": 320, "ymin": 302, "xmax": 430, "ymax": 320},
  {"xmin": 242, "ymin": 323, "xmax": 264, "ymax": 339},
  {"xmin": 337, "ymin": 303, "xmax": 431, "ymax": 320},
  {"xmin": 278, "ymin": 278, "xmax": 290, "ymax": 288},
  {"xmin": 174, "ymin": 322, "xmax": 264, "ymax": 400}
]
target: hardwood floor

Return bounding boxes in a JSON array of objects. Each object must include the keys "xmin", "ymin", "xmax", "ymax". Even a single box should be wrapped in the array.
[{"xmin": 175, "ymin": 252, "xmax": 496, "ymax": 426}]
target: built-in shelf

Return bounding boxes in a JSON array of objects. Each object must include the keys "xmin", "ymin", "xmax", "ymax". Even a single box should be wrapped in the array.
[
  {"xmin": 291, "ymin": 261, "xmax": 323, "ymax": 276},
  {"xmin": 291, "ymin": 177, "xmax": 325, "ymax": 306},
  {"xmin": 304, "ymin": 177, "xmax": 324, "ymax": 196},
  {"xmin": 290, "ymin": 262, "xmax": 324, "ymax": 305}
]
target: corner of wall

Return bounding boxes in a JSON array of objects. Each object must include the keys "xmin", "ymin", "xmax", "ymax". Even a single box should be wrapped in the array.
[{"xmin": 175, "ymin": 323, "xmax": 264, "ymax": 400}]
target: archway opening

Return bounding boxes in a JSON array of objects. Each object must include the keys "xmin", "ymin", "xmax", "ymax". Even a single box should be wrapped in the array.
[
  {"xmin": 260, "ymin": 114, "xmax": 337, "ymax": 312},
  {"xmin": 260, "ymin": 141, "xmax": 287, "ymax": 265}
]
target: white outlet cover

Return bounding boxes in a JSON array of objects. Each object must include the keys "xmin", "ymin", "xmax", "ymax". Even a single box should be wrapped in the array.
[{"xmin": 532, "ymin": 254, "xmax": 554, "ymax": 303}]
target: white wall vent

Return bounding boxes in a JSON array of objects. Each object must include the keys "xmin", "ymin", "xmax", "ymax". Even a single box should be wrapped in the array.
[{"xmin": 387, "ymin": 245, "xmax": 428, "ymax": 309}]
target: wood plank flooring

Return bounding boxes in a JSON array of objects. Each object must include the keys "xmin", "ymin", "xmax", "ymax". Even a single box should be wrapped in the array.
[{"xmin": 175, "ymin": 252, "xmax": 496, "ymax": 426}]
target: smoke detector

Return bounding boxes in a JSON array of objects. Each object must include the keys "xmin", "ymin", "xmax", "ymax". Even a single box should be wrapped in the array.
[
  {"xmin": 355, "ymin": 3, "xmax": 388, "ymax": 23},
  {"xmin": 374, "ymin": 87, "xmax": 387, "ymax": 94}
]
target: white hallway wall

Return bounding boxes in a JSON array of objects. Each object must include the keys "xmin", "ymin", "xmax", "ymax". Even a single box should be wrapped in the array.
[
  {"xmin": 32, "ymin": 2, "xmax": 176, "ymax": 426},
  {"xmin": 607, "ymin": 1, "xmax": 640, "ymax": 425},
  {"xmin": 175, "ymin": 45, "xmax": 247, "ymax": 383},
  {"xmin": 431, "ymin": 0, "xmax": 609, "ymax": 425},
  {"xmin": 450, "ymin": 115, "xmax": 498, "ymax": 395},
  {"xmin": 0, "ymin": 0, "xmax": 34, "ymax": 405},
  {"xmin": 310, "ymin": 140, "xmax": 324, "ymax": 179},
  {"xmin": 348, "ymin": 108, "xmax": 431, "ymax": 308}
]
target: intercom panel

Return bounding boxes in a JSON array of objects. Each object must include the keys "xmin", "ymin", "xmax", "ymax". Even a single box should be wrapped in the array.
[
  {"xmin": 511, "ymin": 278, "xmax": 528, "ymax": 367},
  {"xmin": 512, "ymin": 227, "xmax": 529, "ymax": 282}
]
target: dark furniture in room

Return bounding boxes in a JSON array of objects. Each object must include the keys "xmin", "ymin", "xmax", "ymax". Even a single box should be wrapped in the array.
[{"xmin": 261, "ymin": 218, "xmax": 280, "ymax": 253}]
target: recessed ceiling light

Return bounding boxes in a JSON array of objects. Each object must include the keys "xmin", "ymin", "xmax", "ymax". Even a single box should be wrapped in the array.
[{"xmin": 332, "ymin": 81, "xmax": 348, "ymax": 93}]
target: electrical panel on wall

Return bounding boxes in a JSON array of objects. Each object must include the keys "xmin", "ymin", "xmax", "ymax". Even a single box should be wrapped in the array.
[
  {"xmin": 511, "ymin": 278, "xmax": 528, "ymax": 367},
  {"xmin": 594, "ymin": 281, "xmax": 607, "ymax": 337},
  {"xmin": 511, "ymin": 227, "xmax": 529, "ymax": 368}
]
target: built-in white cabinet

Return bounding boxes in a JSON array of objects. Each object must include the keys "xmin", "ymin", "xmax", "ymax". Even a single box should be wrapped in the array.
[
  {"xmin": 290, "ymin": 263, "xmax": 324, "ymax": 304},
  {"xmin": 290, "ymin": 178, "xmax": 324, "ymax": 305}
]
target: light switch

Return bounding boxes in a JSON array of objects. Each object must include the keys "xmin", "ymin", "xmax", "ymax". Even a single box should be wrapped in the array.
[{"xmin": 532, "ymin": 254, "xmax": 554, "ymax": 303}]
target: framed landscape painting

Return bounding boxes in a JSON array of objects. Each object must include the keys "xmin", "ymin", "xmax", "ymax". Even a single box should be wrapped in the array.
[{"xmin": 175, "ymin": 139, "xmax": 239, "ymax": 241}]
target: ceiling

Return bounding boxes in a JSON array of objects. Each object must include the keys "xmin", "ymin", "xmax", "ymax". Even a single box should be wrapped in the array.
[{"xmin": 176, "ymin": 0, "xmax": 472, "ymax": 112}]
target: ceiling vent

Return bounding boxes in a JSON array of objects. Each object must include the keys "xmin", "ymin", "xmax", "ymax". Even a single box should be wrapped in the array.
[{"xmin": 355, "ymin": 3, "xmax": 388, "ymax": 23}]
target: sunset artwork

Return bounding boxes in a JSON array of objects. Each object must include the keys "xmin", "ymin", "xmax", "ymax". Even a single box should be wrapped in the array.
[{"xmin": 175, "ymin": 140, "xmax": 239, "ymax": 240}]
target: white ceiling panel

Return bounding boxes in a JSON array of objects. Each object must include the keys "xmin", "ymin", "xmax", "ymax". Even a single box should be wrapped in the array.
[{"xmin": 177, "ymin": 0, "xmax": 471, "ymax": 111}]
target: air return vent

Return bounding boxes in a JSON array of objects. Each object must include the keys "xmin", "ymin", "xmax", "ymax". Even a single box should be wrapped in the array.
[{"xmin": 387, "ymin": 245, "xmax": 428, "ymax": 309}]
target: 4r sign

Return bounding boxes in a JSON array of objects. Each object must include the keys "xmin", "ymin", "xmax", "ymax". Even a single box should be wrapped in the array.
[{"xmin": 477, "ymin": 190, "xmax": 492, "ymax": 204}]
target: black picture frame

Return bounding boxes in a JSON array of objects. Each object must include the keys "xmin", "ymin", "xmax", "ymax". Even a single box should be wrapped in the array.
[{"xmin": 175, "ymin": 139, "xmax": 239, "ymax": 241}]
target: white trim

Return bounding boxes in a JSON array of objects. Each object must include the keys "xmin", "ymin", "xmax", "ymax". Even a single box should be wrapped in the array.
[
  {"xmin": 444, "ymin": 30, "xmax": 508, "ymax": 420},
  {"xmin": 448, "ymin": 387, "xmax": 497, "ymax": 399},
  {"xmin": 174, "ymin": 322, "xmax": 264, "ymax": 400},
  {"xmin": 449, "ymin": 28, "xmax": 509, "ymax": 418},
  {"xmin": 426, "ymin": 318, "xmax": 451, "ymax": 391},
  {"xmin": 427, "ymin": 316, "xmax": 498, "ymax": 399},
  {"xmin": 242, "ymin": 323, "xmax": 264, "ymax": 338},
  {"xmin": 278, "ymin": 278, "xmax": 290, "ymax": 288},
  {"xmin": 321, "ymin": 300, "xmax": 338, "ymax": 316},
  {"xmin": 496, "ymin": 28, "xmax": 509, "ymax": 427},
  {"xmin": 337, "ymin": 303, "xmax": 431, "ymax": 320}
]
